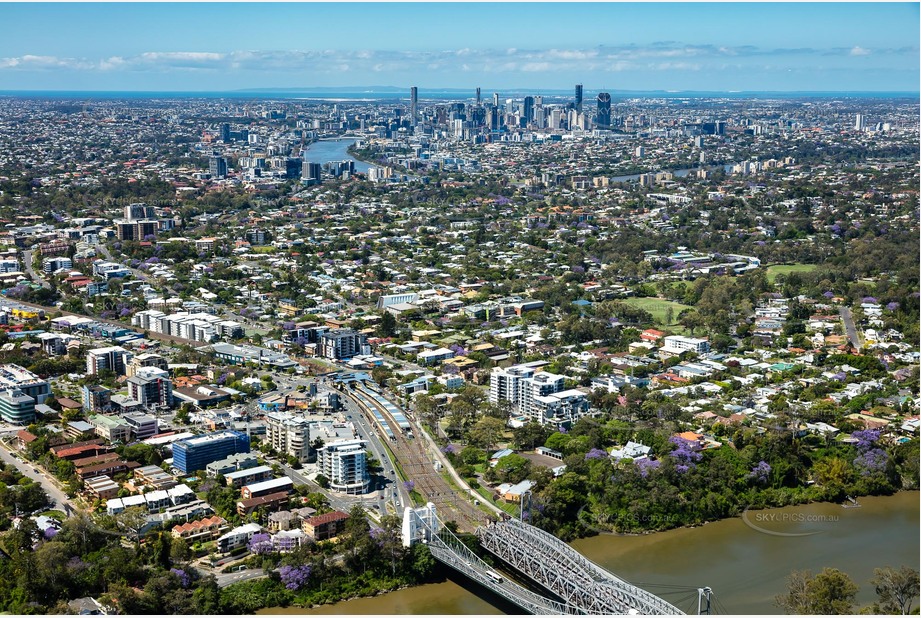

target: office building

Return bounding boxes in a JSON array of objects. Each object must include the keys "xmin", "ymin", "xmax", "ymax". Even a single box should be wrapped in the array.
[
  {"xmin": 123, "ymin": 412, "xmax": 159, "ymax": 440},
  {"xmin": 410, "ymin": 86, "xmax": 418, "ymax": 126},
  {"xmin": 316, "ymin": 439, "xmax": 369, "ymax": 494},
  {"xmin": 285, "ymin": 157, "xmax": 302, "ymax": 179},
  {"xmin": 172, "ymin": 430, "xmax": 251, "ymax": 474},
  {"xmin": 88, "ymin": 414, "xmax": 131, "ymax": 443},
  {"xmin": 574, "ymin": 84, "xmax": 583, "ymax": 112},
  {"xmin": 475, "ymin": 87, "xmax": 481, "ymax": 105},
  {"xmin": 302, "ymin": 161, "xmax": 322, "ymax": 185},
  {"xmin": 0, "ymin": 388, "xmax": 35, "ymax": 424},
  {"xmin": 596, "ymin": 92, "xmax": 612, "ymax": 128},
  {"xmin": 220, "ymin": 123, "xmax": 231, "ymax": 142},
  {"xmin": 206, "ymin": 453, "xmax": 259, "ymax": 477},
  {"xmin": 0, "ymin": 364, "xmax": 50, "ymax": 404},
  {"xmin": 522, "ymin": 96, "xmax": 535, "ymax": 125}
]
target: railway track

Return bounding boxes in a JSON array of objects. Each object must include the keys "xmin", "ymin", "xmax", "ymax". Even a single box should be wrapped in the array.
[{"xmin": 346, "ymin": 383, "xmax": 487, "ymax": 532}]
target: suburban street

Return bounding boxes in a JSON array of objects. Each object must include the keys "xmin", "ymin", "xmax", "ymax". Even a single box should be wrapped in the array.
[
  {"xmin": 21, "ymin": 249, "xmax": 51, "ymax": 290},
  {"xmin": 839, "ymin": 306, "xmax": 863, "ymax": 352},
  {"xmin": 0, "ymin": 437, "xmax": 78, "ymax": 514}
]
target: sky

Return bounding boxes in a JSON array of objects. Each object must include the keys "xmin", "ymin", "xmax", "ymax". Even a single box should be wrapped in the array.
[{"xmin": 0, "ymin": 2, "xmax": 918, "ymax": 92}]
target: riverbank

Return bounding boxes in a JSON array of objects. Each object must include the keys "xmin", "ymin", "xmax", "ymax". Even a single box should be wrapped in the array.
[{"xmin": 261, "ymin": 491, "xmax": 918, "ymax": 615}]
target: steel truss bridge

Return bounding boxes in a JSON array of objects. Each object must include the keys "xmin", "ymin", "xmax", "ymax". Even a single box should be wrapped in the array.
[
  {"xmin": 478, "ymin": 517, "xmax": 685, "ymax": 615},
  {"xmin": 404, "ymin": 504, "xmax": 690, "ymax": 615}
]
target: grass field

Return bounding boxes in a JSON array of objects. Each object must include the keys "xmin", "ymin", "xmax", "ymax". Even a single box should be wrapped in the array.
[
  {"xmin": 621, "ymin": 297, "xmax": 694, "ymax": 327},
  {"xmin": 766, "ymin": 263, "xmax": 818, "ymax": 284}
]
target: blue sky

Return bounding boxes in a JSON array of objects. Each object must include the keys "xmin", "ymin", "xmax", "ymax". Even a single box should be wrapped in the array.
[{"xmin": 0, "ymin": 3, "xmax": 918, "ymax": 92}]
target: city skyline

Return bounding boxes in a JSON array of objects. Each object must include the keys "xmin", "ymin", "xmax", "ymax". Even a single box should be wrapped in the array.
[{"xmin": 0, "ymin": 2, "xmax": 918, "ymax": 93}]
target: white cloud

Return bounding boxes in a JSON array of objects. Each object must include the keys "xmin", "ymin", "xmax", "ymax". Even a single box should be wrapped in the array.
[{"xmin": 0, "ymin": 43, "xmax": 910, "ymax": 78}]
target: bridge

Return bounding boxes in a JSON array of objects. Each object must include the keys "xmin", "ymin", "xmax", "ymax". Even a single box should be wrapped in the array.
[{"xmin": 403, "ymin": 503, "xmax": 691, "ymax": 615}]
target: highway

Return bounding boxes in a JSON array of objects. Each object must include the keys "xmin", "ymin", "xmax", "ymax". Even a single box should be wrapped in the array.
[{"xmin": 839, "ymin": 306, "xmax": 862, "ymax": 352}]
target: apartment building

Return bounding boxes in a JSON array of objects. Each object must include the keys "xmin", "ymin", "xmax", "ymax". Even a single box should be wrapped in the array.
[
  {"xmin": 86, "ymin": 346, "xmax": 133, "ymax": 376},
  {"xmin": 316, "ymin": 439, "xmax": 369, "ymax": 495}
]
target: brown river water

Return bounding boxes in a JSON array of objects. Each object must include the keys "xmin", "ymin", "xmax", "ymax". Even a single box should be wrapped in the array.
[{"xmin": 261, "ymin": 491, "xmax": 919, "ymax": 615}]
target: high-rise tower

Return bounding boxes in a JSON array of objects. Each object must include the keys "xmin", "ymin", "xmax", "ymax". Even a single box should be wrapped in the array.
[
  {"xmin": 575, "ymin": 84, "xmax": 583, "ymax": 113},
  {"xmin": 410, "ymin": 86, "xmax": 418, "ymax": 125},
  {"xmin": 596, "ymin": 92, "xmax": 611, "ymax": 128}
]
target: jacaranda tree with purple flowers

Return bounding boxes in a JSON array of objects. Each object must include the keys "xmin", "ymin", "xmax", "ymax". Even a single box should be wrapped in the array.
[
  {"xmin": 748, "ymin": 461, "xmax": 771, "ymax": 485},
  {"xmin": 247, "ymin": 532, "xmax": 273, "ymax": 555},
  {"xmin": 279, "ymin": 564, "xmax": 312, "ymax": 590}
]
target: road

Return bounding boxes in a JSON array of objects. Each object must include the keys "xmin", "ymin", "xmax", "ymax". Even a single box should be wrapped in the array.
[
  {"xmin": 839, "ymin": 306, "xmax": 862, "ymax": 352},
  {"xmin": 0, "ymin": 437, "xmax": 78, "ymax": 514},
  {"xmin": 21, "ymin": 249, "xmax": 51, "ymax": 290},
  {"xmin": 97, "ymin": 243, "xmax": 153, "ymax": 287},
  {"xmin": 267, "ymin": 373, "xmax": 405, "ymax": 518},
  {"xmin": 192, "ymin": 562, "xmax": 267, "ymax": 588}
]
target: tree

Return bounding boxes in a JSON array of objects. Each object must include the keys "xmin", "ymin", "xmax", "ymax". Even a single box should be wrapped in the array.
[
  {"xmin": 871, "ymin": 566, "xmax": 920, "ymax": 615},
  {"xmin": 467, "ymin": 416, "xmax": 506, "ymax": 453},
  {"xmin": 378, "ymin": 311, "xmax": 397, "ymax": 337},
  {"xmin": 775, "ymin": 568, "xmax": 858, "ymax": 615},
  {"xmin": 492, "ymin": 453, "xmax": 532, "ymax": 484},
  {"xmin": 114, "ymin": 506, "xmax": 149, "ymax": 545},
  {"xmin": 170, "ymin": 537, "xmax": 192, "ymax": 564},
  {"xmin": 415, "ymin": 393, "xmax": 439, "ymax": 429},
  {"xmin": 512, "ymin": 421, "xmax": 552, "ymax": 451}
]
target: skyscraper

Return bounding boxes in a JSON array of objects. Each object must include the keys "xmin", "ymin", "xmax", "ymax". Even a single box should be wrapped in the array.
[
  {"xmin": 493, "ymin": 92, "xmax": 500, "ymax": 108},
  {"xmin": 575, "ymin": 84, "xmax": 583, "ymax": 113},
  {"xmin": 302, "ymin": 161, "xmax": 322, "ymax": 186},
  {"xmin": 522, "ymin": 96, "xmax": 535, "ymax": 124},
  {"xmin": 220, "ymin": 123, "xmax": 230, "ymax": 142},
  {"xmin": 410, "ymin": 86, "xmax": 418, "ymax": 126},
  {"xmin": 596, "ymin": 92, "xmax": 612, "ymax": 128},
  {"xmin": 209, "ymin": 156, "xmax": 227, "ymax": 179},
  {"xmin": 855, "ymin": 113, "xmax": 865, "ymax": 131},
  {"xmin": 476, "ymin": 87, "xmax": 481, "ymax": 105}
]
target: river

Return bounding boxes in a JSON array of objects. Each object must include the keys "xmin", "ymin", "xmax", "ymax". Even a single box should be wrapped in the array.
[
  {"xmin": 303, "ymin": 139, "xmax": 726, "ymax": 182},
  {"xmin": 303, "ymin": 139, "xmax": 372, "ymax": 173},
  {"xmin": 262, "ymin": 492, "xmax": 919, "ymax": 615}
]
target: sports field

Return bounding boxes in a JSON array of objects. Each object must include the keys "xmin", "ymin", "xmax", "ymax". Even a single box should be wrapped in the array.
[
  {"xmin": 766, "ymin": 263, "xmax": 818, "ymax": 283},
  {"xmin": 621, "ymin": 297, "xmax": 693, "ymax": 326}
]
